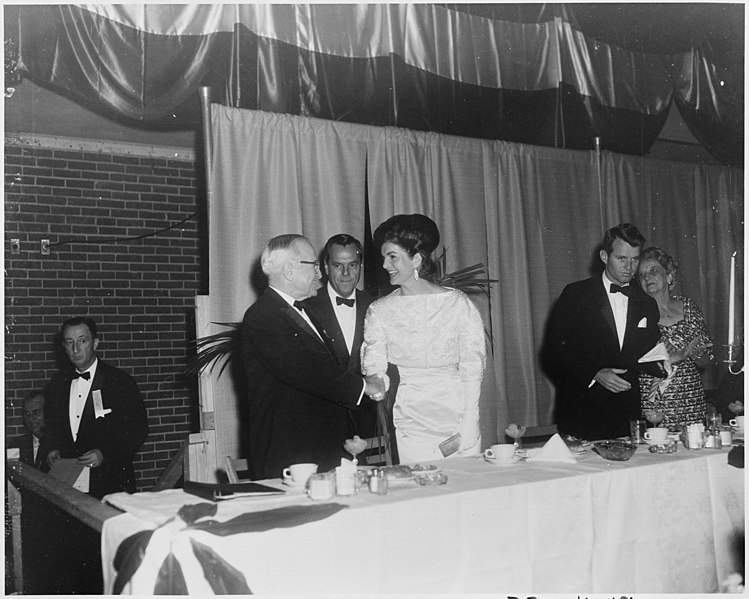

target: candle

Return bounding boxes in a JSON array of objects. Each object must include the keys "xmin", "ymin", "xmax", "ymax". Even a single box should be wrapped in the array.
[{"xmin": 728, "ymin": 251, "xmax": 736, "ymax": 345}]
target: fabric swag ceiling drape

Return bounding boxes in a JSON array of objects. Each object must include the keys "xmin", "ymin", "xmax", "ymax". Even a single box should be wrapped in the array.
[{"xmin": 16, "ymin": 3, "xmax": 743, "ymax": 165}]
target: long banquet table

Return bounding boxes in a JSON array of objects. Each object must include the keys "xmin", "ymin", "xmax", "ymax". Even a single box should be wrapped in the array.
[{"xmin": 101, "ymin": 444, "xmax": 744, "ymax": 594}]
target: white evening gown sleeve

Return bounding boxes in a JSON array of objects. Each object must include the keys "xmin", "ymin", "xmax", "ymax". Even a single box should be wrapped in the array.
[
  {"xmin": 457, "ymin": 294, "xmax": 487, "ymax": 452},
  {"xmin": 361, "ymin": 303, "xmax": 388, "ymax": 378}
]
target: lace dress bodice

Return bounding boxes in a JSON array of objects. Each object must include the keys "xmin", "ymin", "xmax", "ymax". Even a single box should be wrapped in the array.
[{"xmin": 361, "ymin": 288, "xmax": 485, "ymax": 380}]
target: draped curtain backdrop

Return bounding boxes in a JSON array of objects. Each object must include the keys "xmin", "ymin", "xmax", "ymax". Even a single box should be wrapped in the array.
[
  {"xmin": 16, "ymin": 3, "xmax": 744, "ymax": 166},
  {"xmin": 209, "ymin": 106, "xmax": 742, "ymax": 459},
  {"xmin": 12, "ymin": 3, "xmax": 743, "ymax": 459}
]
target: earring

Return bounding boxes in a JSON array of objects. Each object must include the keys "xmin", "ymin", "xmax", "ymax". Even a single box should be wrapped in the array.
[{"xmin": 414, "ymin": 268, "xmax": 419, "ymax": 281}]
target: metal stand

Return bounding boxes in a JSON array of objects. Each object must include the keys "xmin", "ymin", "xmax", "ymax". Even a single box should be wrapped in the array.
[{"xmin": 722, "ymin": 343, "xmax": 743, "ymax": 375}]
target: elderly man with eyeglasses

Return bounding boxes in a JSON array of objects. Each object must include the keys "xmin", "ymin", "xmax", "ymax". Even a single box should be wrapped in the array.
[{"xmin": 241, "ymin": 234, "xmax": 385, "ymax": 480}]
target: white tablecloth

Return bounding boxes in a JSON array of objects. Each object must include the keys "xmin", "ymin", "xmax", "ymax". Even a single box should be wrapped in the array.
[{"xmin": 101, "ymin": 446, "xmax": 744, "ymax": 594}]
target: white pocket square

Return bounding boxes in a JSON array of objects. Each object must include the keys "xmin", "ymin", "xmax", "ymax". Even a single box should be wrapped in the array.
[{"xmin": 637, "ymin": 317, "xmax": 647, "ymax": 328}]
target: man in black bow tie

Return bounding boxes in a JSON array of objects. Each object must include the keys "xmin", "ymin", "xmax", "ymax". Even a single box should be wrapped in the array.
[
  {"xmin": 241, "ymin": 235, "xmax": 385, "ymax": 479},
  {"xmin": 545, "ymin": 223, "xmax": 663, "ymax": 439},
  {"xmin": 305, "ymin": 234, "xmax": 379, "ymax": 440},
  {"xmin": 44, "ymin": 316, "xmax": 148, "ymax": 498}
]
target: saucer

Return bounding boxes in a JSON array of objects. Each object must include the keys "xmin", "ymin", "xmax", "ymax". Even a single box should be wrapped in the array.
[
  {"xmin": 484, "ymin": 455, "xmax": 519, "ymax": 466},
  {"xmin": 644, "ymin": 438, "xmax": 669, "ymax": 446},
  {"xmin": 282, "ymin": 477, "xmax": 306, "ymax": 488}
]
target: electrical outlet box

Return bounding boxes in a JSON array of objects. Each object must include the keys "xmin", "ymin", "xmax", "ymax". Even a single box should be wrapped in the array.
[
  {"xmin": 10, "ymin": 239, "xmax": 20, "ymax": 254},
  {"xmin": 41, "ymin": 239, "xmax": 50, "ymax": 255}
]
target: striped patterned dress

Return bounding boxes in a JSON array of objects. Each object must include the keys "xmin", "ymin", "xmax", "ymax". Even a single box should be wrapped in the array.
[{"xmin": 639, "ymin": 296, "xmax": 713, "ymax": 427}]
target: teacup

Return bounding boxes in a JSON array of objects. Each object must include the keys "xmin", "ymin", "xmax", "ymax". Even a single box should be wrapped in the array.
[
  {"xmin": 644, "ymin": 427, "xmax": 668, "ymax": 444},
  {"xmin": 483, "ymin": 444, "xmax": 516, "ymax": 463},
  {"xmin": 729, "ymin": 416, "xmax": 745, "ymax": 432},
  {"xmin": 282, "ymin": 463, "xmax": 318, "ymax": 484}
]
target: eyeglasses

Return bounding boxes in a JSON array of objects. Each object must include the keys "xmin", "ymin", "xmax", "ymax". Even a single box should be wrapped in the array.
[
  {"xmin": 292, "ymin": 260, "xmax": 320, "ymax": 270},
  {"xmin": 637, "ymin": 266, "xmax": 662, "ymax": 280}
]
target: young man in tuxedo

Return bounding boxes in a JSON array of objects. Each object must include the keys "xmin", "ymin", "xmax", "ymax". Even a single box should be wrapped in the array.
[
  {"xmin": 305, "ymin": 234, "xmax": 378, "ymax": 439},
  {"xmin": 45, "ymin": 316, "xmax": 148, "ymax": 499},
  {"xmin": 241, "ymin": 234, "xmax": 385, "ymax": 479},
  {"xmin": 546, "ymin": 223, "xmax": 665, "ymax": 440}
]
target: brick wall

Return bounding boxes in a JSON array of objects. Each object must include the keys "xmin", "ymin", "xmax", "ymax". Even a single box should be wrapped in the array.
[{"xmin": 4, "ymin": 139, "xmax": 205, "ymax": 491}]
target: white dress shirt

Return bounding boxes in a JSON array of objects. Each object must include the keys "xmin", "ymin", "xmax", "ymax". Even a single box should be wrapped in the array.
[
  {"xmin": 269, "ymin": 286, "xmax": 323, "ymax": 341},
  {"xmin": 602, "ymin": 271, "xmax": 629, "ymax": 349},
  {"xmin": 327, "ymin": 282, "xmax": 356, "ymax": 354},
  {"xmin": 69, "ymin": 358, "xmax": 98, "ymax": 441}
]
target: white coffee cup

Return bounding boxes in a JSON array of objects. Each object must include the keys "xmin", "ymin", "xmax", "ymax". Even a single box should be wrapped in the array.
[
  {"xmin": 644, "ymin": 427, "xmax": 668, "ymax": 444},
  {"xmin": 483, "ymin": 444, "xmax": 516, "ymax": 463},
  {"xmin": 719, "ymin": 429, "xmax": 733, "ymax": 446},
  {"xmin": 729, "ymin": 416, "xmax": 745, "ymax": 432},
  {"xmin": 282, "ymin": 463, "xmax": 318, "ymax": 483}
]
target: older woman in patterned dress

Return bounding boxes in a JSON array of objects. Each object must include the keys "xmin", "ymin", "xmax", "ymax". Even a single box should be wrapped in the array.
[{"xmin": 637, "ymin": 247, "xmax": 714, "ymax": 427}]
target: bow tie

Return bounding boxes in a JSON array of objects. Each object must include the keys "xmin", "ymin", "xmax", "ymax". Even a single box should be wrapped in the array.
[
  {"xmin": 609, "ymin": 283, "xmax": 632, "ymax": 297},
  {"xmin": 293, "ymin": 300, "xmax": 307, "ymax": 312},
  {"xmin": 336, "ymin": 296, "xmax": 355, "ymax": 307},
  {"xmin": 72, "ymin": 371, "xmax": 91, "ymax": 380}
]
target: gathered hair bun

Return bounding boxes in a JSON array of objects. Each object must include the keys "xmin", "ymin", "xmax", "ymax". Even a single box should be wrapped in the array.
[{"xmin": 374, "ymin": 213, "xmax": 440, "ymax": 280}]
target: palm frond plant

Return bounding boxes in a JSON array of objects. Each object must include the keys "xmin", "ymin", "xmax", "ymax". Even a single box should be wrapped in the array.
[
  {"xmin": 185, "ymin": 322, "xmax": 242, "ymax": 377},
  {"xmin": 435, "ymin": 248, "xmax": 498, "ymax": 352}
]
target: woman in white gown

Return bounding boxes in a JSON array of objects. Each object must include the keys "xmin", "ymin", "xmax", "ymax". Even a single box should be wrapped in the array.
[{"xmin": 361, "ymin": 214, "xmax": 486, "ymax": 462}]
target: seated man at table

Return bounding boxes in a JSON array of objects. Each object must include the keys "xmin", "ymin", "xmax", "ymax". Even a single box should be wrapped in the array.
[
  {"xmin": 241, "ymin": 234, "xmax": 385, "ymax": 479},
  {"xmin": 6, "ymin": 391, "xmax": 50, "ymax": 592},
  {"xmin": 544, "ymin": 223, "xmax": 665, "ymax": 440},
  {"xmin": 6, "ymin": 391, "xmax": 51, "ymax": 472}
]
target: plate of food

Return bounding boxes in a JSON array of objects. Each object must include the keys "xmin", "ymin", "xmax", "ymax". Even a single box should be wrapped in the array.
[
  {"xmin": 409, "ymin": 463, "xmax": 443, "ymax": 474},
  {"xmin": 381, "ymin": 465, "xmax": 415, "ymax": 482},
  {"xmin": 562, "ymin": 435, "xmax": 591, "ymax": 454}
]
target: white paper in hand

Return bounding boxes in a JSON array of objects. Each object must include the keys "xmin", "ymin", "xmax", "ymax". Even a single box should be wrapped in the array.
[
  {"xmin": 638, "ymin": 341, "xmax": 672, "ymax": 375},
  {"xmin": 527, "ymin": 433, "xmax": 577, "ymax": 463}
]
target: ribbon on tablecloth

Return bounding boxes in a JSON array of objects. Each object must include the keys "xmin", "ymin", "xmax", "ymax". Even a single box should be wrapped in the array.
[{"xmin": 112, "ymin": 502, "xmax": 347, "ymax": 594}]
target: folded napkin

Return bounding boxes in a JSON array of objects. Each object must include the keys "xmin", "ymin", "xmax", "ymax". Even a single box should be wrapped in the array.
[{"xmin": 527, "ymin": 433, "xmax": 577, "ymax": 463}]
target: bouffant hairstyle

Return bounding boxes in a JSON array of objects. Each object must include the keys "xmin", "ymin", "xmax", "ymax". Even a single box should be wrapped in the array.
[
  {"xmin": 373, "ymin": 214, "xmax": 440, "ymax": 281},
  {"xmin": 640, "ymin": 246, "xmax": 678, "ymax": 289}
]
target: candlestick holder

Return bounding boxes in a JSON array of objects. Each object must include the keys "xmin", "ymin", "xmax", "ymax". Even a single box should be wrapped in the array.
[{"xmin": 721, "ymin": 344, "xmax": 743, "ymax": 375}]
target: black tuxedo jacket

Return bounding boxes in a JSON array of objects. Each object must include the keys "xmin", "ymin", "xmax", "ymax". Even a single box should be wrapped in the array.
[
  {"xmin": 6, "ymin": 432, "xmax": 51, "ymax": 473},
  {"xmin": 304, "ymin": 286, "xmax": 374, "ymax": 375},
  {"xmin": 305, "ymin": 286, "xmax": 378, "ymax": 439},
  {"xmin": 45, "ymin": 360, "xmax": 149, "ymax": 498},
  {"xmin": 546, "ymin": 276, "xmax": 662, "ymax": 440},
  {"xmin": 241, "ymin": 287, "xmax": 368, "ymax": 479}
]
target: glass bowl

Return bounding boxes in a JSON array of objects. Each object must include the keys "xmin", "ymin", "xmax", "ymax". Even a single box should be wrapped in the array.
[
  {"xmin": 593, "ymin": 439, "xmax": 637, "ymax": 461},
  {"xmin": 414, "ymin": 471, "xmax": 448, "ymax": 485}
]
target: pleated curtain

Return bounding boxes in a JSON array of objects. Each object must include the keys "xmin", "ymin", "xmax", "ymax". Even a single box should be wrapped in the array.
[{"xmin": 208, "ymin": 105, "xmax": 742, "ymax": 460}]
